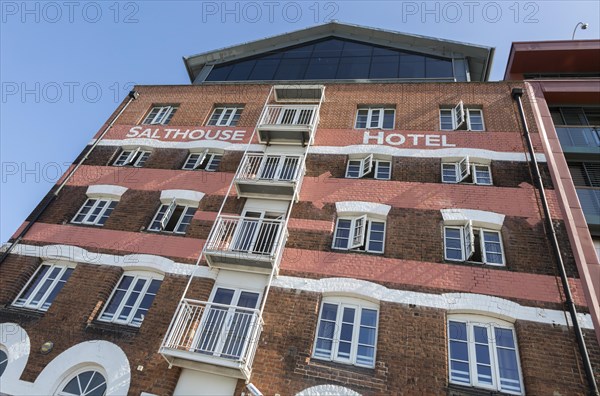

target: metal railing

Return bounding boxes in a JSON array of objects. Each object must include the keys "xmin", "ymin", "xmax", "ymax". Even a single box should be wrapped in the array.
[
  {"xmin": 205, "ymin": 215, "xmax": 285, "ymax": 259},
  {"xmin": 556, "ymin": 126, "xmax": 600, "ymax": 149},
  {"xmin": 235, "ymin": 153, "xmax": 303, "ymax": 184},
  {"xmin": 258, "ymin": 105, "xmax": 318, "ymax": 128},
  {"xmin": 576, "ymin": 188, "xmax": 600, "ymax": 223},
  {"xmin": 161, "ymin": 299, "xmax": 263, "ymax": 376}
]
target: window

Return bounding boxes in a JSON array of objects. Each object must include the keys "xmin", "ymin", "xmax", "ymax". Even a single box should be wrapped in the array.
[
  {"xmin": 72, "ymin": 199, "xmax": 117, "ymax": 226},
  {"xmin": 148, "ymin": 199, "xmax": 196, "ymax": 234},
  {"xmin": 355, "ymin": 108, "xmax": 395, "ymax": 129},
  {"xmin": 444, "ymin": 222, "xmax": 505, "ymax": 265},
  {"xmin": 58, "ymin": 370, "xmax": 107, "ymax": 396},
  {"xmin": 194, "ymin": 287, "xmax": 261, "ymax": 359},
  {"xmin": 99, "ymin": 274, "xmax": 161, "ymax": 327},
  {"xmin": 13, "ymin": 263, "xmax": 73, "ymax": 311},
  {"xmin": 345, "ymin": 155, "xmax": 391, "ymax": 180},
  {"xmin": 440, "ymin": 102, "xmax": 485, "ymax": 131},
  {"xmin": 448, "ymin": 316, "xmax": 523, "ymax": 394},
  {"xmin": 182, "ymin": 150, "xmax": 223, "ymax": 171},
  {"xmin": 113, "ymin": 148, "xmax": 151, "ymax": 167},
  {"xmin": 313, "ymin": 298, "xmax": 378, "ymax": 368},
  {"xmin": 207, "ymin": 107, "xmax": 243, "ymax": 126},
  {"xmin": 442, "ymin": 157, "xmax": 492, "ymax": 185},
  {"xmin": 142, "ymin": 105, "xmax": 178, "ymax": 125},
  {"xmin": 0, "ymin": 350, "xmax": 7, "ymax": 377},
  {"xmin": 333, "ymin": 215, "xmax": 385, "ymax": 253}
]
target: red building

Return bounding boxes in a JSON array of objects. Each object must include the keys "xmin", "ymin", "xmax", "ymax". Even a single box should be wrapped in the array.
[{"xmin": 1, "ymin": 23, "xmax": 599, "ymax": 395}]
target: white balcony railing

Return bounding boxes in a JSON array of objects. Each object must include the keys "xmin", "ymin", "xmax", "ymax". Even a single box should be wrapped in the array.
[
  {"xmin": 204, "ymin": 215, "xmax": 286, "ymax": 270},
  {"xmin": 161, "ymin": 299, "xmax": 263, "ymax": 379},
  {"xmin": 236, "ymin": 153, "xmax": 303, "ymax": 184},
  {"xmin": 259, "ymin": 105, "xmax": 318, "ymax": 128}
]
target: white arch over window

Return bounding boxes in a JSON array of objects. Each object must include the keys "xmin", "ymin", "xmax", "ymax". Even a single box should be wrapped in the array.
[
  {"xmin": 160, "ymin": 189, "xmax": 205, "ymax": 208},
  {"xmin": 272, "ymin": 276, "xmax": 593, "ymax": 328},
  {"xmin": 335, "ymin": 201, "xmax": 391, "ymax": 220},
  {"xmin": 296, "ymin": 384, "xmax": 362, "ymax": 396},
  {"xmin": 36, "ymin": 341, "xmax": 130, "ymax": 396},
  {"xmin": 86, "ymin": 185, "xmax": 128, "ymax": 201},
  {"xmin": 441, "ymin": 208, "xmax": 504, "ymax": 230},
  {"xmin": 0, "ymin": 323, "xmax": 30, "ymax": 390}
]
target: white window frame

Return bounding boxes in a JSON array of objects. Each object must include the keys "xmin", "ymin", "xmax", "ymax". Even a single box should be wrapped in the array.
[
  {"xmin": 148, "ymin": 199, "xmax": 195, "ymax": 234},
  {"xmin": 448, "ymin": 315, "xmax": 524, "ymax": 395},
  {"xmin": 345, "ymin": 156, "xmax": 391, "ymax": 180},
  {"xmin": 207, "ymin": 106, "xmax": 243, "ymax": 126},
  {"xmin": 98, "ymin": 272, "xmax": 162, "ymax": 327},
  {"xmin": 440, "ymin": 102, "xmax": 485, "ymax": 131},
  {"xmin": 441, "ymin": 158, "xmax": 492, "ymax": 185},
  {"xmin": 312, "ymin": 297, "xmax": 379, "ymax": 368},
  {"xmin": 182, "ymin": 150, "xmax": 223, "ymax": 171},
  {"xmin": 71, "ymin": 198, "xmax": 117, "ymax": 226},
  {"xmin": 56, "ymin": 368, "xmax": 107, "ymax": 396},
  {"xmin": 113, "ymin": 148, "xmax": 151, "ymax": 167},
  {"xmin": 13, "ymin": 263, "xmax": 74, "ymax": 311},
  {"xmin": 374, "ymin": 160, "xmax": 392, "ymax": 180},
  {"xmin": 355, "ymin": 108, "xmax": 395, "ymax": 130},
  {"xmin": 142, "ymin": 105, "xmax": 178, "ymax": 125},
  {"xmin": 332, "ymin": 216, "xmax": 386, "ymax": 254},
  {"xmin": 444, "ymin": 224, "xmax": 505, "ymax": 266}
]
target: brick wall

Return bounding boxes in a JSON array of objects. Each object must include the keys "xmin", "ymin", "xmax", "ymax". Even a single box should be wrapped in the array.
[
  {"xmin": 0, "ymin": 254, "xmax": 214, "ymax": 395},
  {"xmin": 244, "ymin": 287, "xmax": 599, "ymax": 395}
]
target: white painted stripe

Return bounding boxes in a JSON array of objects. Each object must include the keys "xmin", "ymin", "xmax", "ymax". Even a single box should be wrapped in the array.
[
  {"xmin": 5, "ymin": 243, "xmax": 586, "ymax": 329},
  {"xmin": 90, "ymin": 139, "xmax": 546, "ymax": 162},
  {"xmin": 91, "ymin": 138, "xmax": 265, "ymax": 152},
  {"xmin": 270, "ymin": 276, "xmax": 593, "ymax": 330},
  {"xmin": 309, "ymin": 145, "xmax": 546, "ymax": 162},
  {"xmin": 5, "ymin": 243, "xmax": 215, "ymax": 278}
]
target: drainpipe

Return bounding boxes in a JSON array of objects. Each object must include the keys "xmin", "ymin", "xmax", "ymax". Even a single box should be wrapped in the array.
[
  {"xmin": 512, "ymin": 87, "xmax": 599, "ymax": 395},
  {"xmin": 0, "ymin": 90, "xmax": 140, "ymax": 264}
]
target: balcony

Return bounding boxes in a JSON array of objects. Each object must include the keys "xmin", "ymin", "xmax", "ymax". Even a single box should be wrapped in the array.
[
  {"xmin": 556, "ymin": 126, "xmax": 600, "ymax": 159},
  {"xmin": 203, "ymin": 215, "xmax": 286, "ymax": 273},
  {"xmin": 234, "ymin": 153, "xmax": 304, "ymax": 200},
  {"xmin": 576, "ymin": 188, "xmax": 600, "ymax": 231},
  {"xmin": 160, "ymin": 299, "xmax": 263, "ymax": 380},
  {"xmin": 257, "ymin": 105, "xmax": 319, "ymax": 145}
]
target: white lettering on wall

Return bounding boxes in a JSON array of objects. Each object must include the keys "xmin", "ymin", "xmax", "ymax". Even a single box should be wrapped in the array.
[
  {"xmin": 126, "ymin": 126, "xmax": 247, "ymax": 142},
  {"xmin": 363, "ymin": 131, "xmax": 456, "ymax": 147}
]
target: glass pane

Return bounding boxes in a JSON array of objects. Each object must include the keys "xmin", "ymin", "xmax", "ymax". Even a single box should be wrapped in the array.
[
  {"xmin": 356, "ymin": 345, "xmax": 375, "ymax": 366},
  {"xmin": 317, "ymin": 320, "xmax": 335, "ymax": 339},
  {"xmin": 342, "ymin": 307, "xmax": 355, "ymax": 323},
  {"xmin": 337, "ymin": 341, "xmax": 351, "ymax": 358},
  {"xmin": 248, "ymin": 59, "xmax": 280, "ymax": 80},
  {"xmin": 450, "ymin": 340, "xmax": 469, "ymax": 362},
  {"xmin": 337, "ymin": 56, "xmax": 370, "ymax": 79},
  {"xmin": 213, "ymin": 288, "xmax": 235, "ymax": 305},
  {"xmin": 359, "ymin": 327, "xmax": 376, "ymax": 345},
  {"xmin": 361, "ymin": 309, "xmax": 377, "ymax": 326},
  {"xmin": 383, "ymin": 110, "xmax": 395, "ymax": 129},
  {"xmin": 477, "ymin": 364, "xmax": 493, "ymax": 385},
  {"xmin": 370, "ymin": 55, "xmax": 399, "ymax": 79},
  {"xmin": 450, "ymin": 360, "xmax": 471, "ymax": 384},
  {"xmin": 315, "ymin": 339, "xmax": 332, "ymax": 357},
  {"xmin": 426, "ymin": 57, "xmax": 453, "ymax": 78},
  {"xmin": 16, "ymin": 265, "xmax": 50, "ymax": 304},
  {"xmin": 495, "ymin": 328, "xmax": 515, "ymax": 348},
  {"xmin": 321, "ymin": 303, "xmax": 338, "ymax": 321},
  {"xmin": 312, "ymin": 39, "xmax": 344, "ymax": 58},
  {"xmin": 474, "ymin": 326, "xmax": 489, "ymax": 343},
  {"xmin": 449, "ymin": 321, "xmax": 467, "ymax": 341},
  {"xmin": 237, "ymin": 292, "xmax": 259, "ymax": 309},
  {"xmin": 400, "ymin": 54, "xmax": 425, "ymax": 78},
  {"xmin": 475, "ymin": 344, "xmax": 491, "ymax": 365},
  {"xmin": 227, "ymin": 60, "xmax": 256, "ymax": 80},
  {"xmin": 274, "ymin": 58, "xmax": 309, "ymax": 80},
  {"xmin": 340, "ymin": 323, "xmax": 354, "ymax": 342},
  {"xmin": 342, "ymin": 41, "xmax": 373, "ymax": 57},
  {"xmin": 304, "ymin": 57, "xmax": 339, "ymax": 80}
]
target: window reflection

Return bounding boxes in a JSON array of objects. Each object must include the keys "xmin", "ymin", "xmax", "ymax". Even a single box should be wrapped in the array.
[{"xmin": 206, "ymin": 37, "xmax": 454, "ymax": 81}]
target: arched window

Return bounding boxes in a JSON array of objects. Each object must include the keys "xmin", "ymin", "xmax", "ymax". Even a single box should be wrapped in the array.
[
  {"xmin": 57, "ymin": 370, "xmax": 107, "ymax": 396},
  {"xmin": 0, "ymin": 349, "xmax": 8, "ymax": 377}
]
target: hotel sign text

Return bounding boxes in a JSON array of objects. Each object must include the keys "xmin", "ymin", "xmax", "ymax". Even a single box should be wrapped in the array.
[
  {"xmin": 363, "ymin": 131, "xmax": 456, "ymax": 147},
  {"xmin": 126, "ymin": 126, "xmax": 247, "ymax": 141}
]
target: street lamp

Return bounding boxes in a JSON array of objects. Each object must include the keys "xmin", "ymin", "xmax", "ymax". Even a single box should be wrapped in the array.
[{"xmin": 572, "ymin": 22, "xmax": 589, "ymax": 39}]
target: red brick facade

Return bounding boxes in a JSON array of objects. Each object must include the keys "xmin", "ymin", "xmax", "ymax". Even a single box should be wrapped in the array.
[{"xmin": 1, "ymin": 81, "xmax": 597, "ymax": 395}]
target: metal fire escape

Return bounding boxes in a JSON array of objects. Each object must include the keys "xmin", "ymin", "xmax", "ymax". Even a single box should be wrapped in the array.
[{"xmin": 159, "ymin": 85, "xmax": 325, "ymax": 381}]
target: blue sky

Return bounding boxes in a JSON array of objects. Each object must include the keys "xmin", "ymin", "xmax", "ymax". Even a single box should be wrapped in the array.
[{"xmin": 1, "ymin": 0, "xmax": 599, "ymax": 242}]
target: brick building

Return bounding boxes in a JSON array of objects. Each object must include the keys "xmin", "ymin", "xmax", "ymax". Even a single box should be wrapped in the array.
[{"xmin": 1, "ymin": 22, "xmax": 599, "ymax": 395}]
